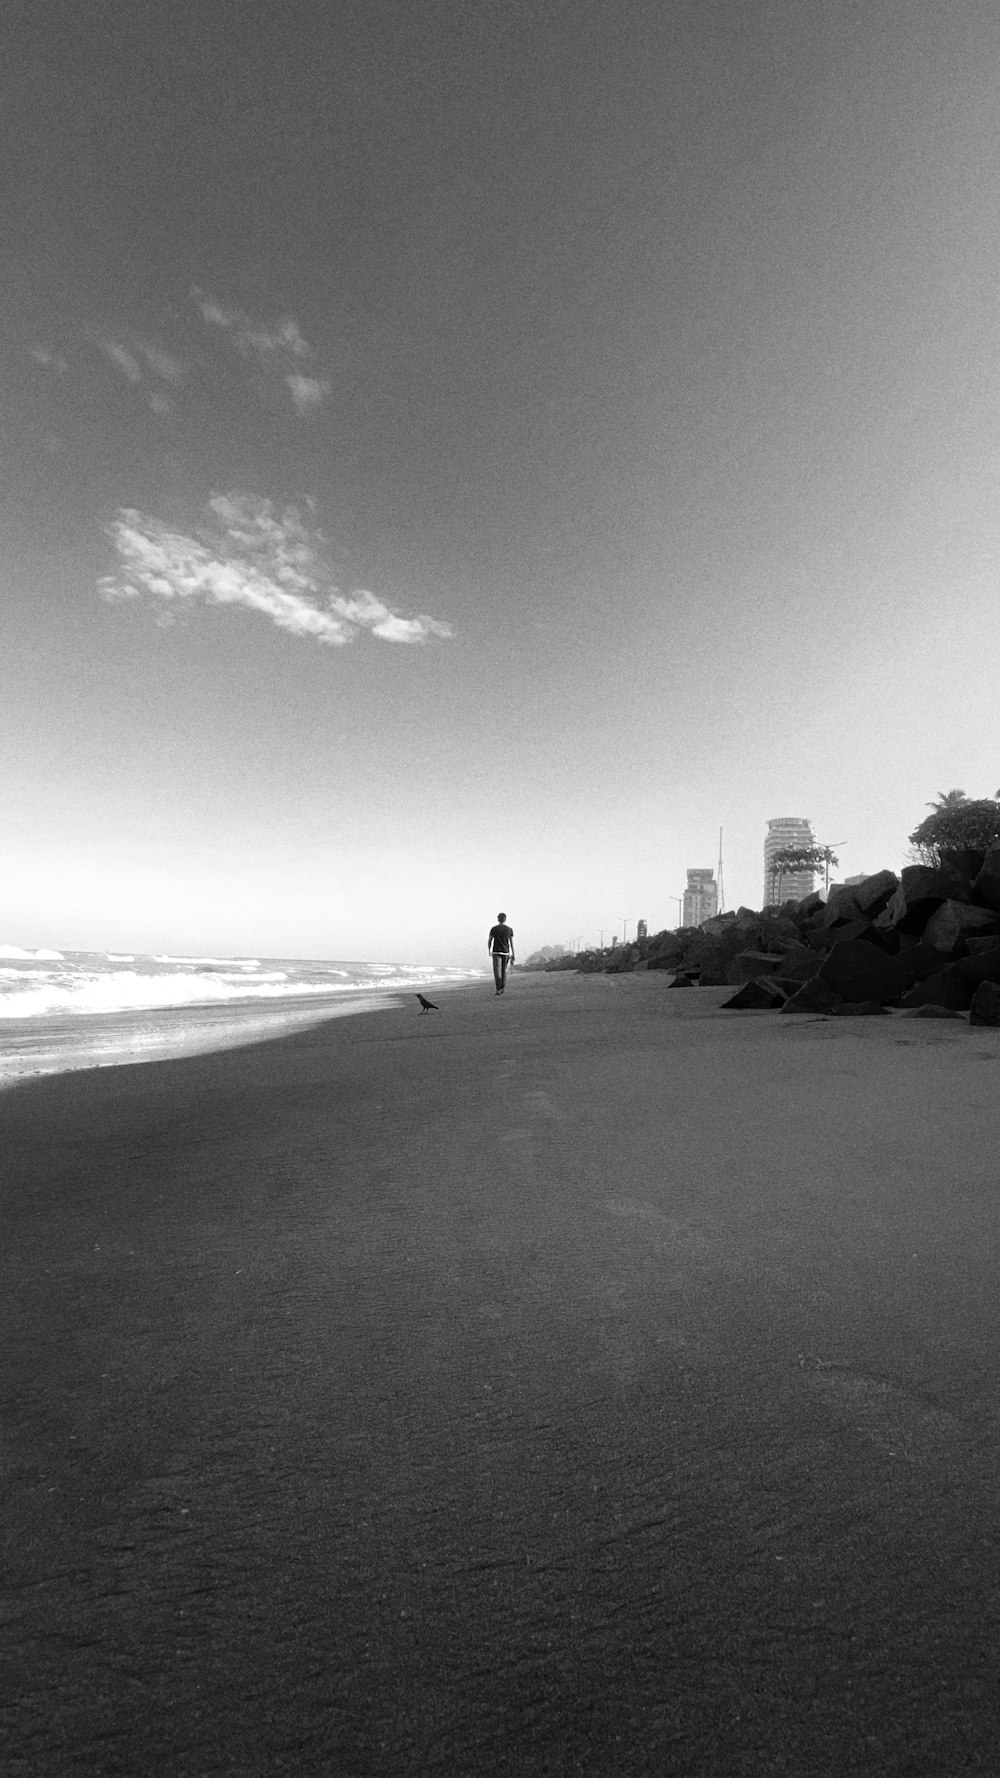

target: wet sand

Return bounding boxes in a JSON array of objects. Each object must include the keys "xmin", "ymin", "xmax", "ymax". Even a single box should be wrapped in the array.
[{"xmin": 4, "ymin": 971, "xmax": 1000, "ymax": 1775}]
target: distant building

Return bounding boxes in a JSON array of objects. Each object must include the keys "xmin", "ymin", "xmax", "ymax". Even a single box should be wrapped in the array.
[
  {"xmin": 636, "ymin": 919, "xmax": 648, "ymax": 941},
  {"xmin": 764, "ymin": 816, "xmax": 816, "ymax": 906},
  {"xmin": 682, "ymin": 869, "xmax": 719, "ymax": 927}
]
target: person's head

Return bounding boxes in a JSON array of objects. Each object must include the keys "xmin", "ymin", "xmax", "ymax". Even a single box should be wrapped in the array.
[{"xmin": 498, "ymin": 912, "xmax": 506, "ymax": 922}]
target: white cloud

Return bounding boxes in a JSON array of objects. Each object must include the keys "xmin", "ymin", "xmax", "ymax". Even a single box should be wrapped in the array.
[
  {"xmin": 91, "ymin": 333, "xmax": 186, "ymax": 410},
  {"xmin": 30, "ymin": 345, "xmax": 68, "ymax": 374},
  {"xmin": 96, "ymin": 338, "xmax": 142, "ymax": 383},
  {"xmin": 137, "ymin": 344, "xmax": 185, "ymax": 382},
  {"xmin": 287, "ymin": 374, "xmax": 332, "ymax": 416},
  {"xmin": 191, "ymin": 288, "xmax": 331, "ymax": 413},
  {"xmin": 241, "ymin": 319, "xmax": 311, "ymax": 360},
  {"xmin": 100, "ymin": 495, "xmax": 454, "ymax": 648}
]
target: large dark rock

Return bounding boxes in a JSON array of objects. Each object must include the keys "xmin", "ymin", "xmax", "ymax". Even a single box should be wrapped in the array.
[
  {"xmin": 825, "ymin": 915, "xmax": 877, "ymax": 945},
  {"xmin": 900, "ymin": 862, "xmax": 975, "ymax": 902},
  {"xmin": 667, "ymin": 972, "xmax": 696, "ymax": 987},
  {"xmin": 695, "ymin": 944, "xmax": 738, "ymax": 987},
  {"xmin": 725, "ymin": 951, "xmax": 787, "ymax": 986},
  {"xmin": 817, "ymin": 938, "xmax": 911, "ymax": 1005},
  {"xmin": 851, "ymin": 870, "xmax": 900, "ymax": 918},
  {"xmin": 938, "ymin": 847, "xmax": 987, "ymax": 882},
  {"xmin": 773, "ymin": 944, "xmax": 824, "ymax": 985},
  {"xmin": 794, "ymin": 891, "xmax": 826, "ymax": 918},
  {"xmin": 697, "ymin": 913, "xmax": 739, "ymax": 940},
  {"xmin": 721, "ymin": 977, "xmax": 788, "ymax": 1010},
  {"xmin": 896, "ymin": 942, "xmax": 957, "ymax": 989},
  {"xmin": 799, "ymin": 924, "xmax": 834, "ymax": 954},
  {"xmin": 761, "ymin": 918, "xmax": 809, "ymax": 953},
  {"xmin": 921, "ymin": 901, "xmax": 1000, "ymax": 956},
  {"xmin": 904, "ymin": 1004, "xmax": 966, "ymax": 1020},
  {"xmin": 898, "ymin": 967, "xmax": 972, "ymax": 1012},
  {"xmin": 877, "ymin": 864, "xmax": 973, "ymax": 933},
  {"xmin": 967, "ymin": 934, "xmax": 1000, "ymax": 954},
  {"xmin": 921, "ymin": 900, "xmax": 1000, "ymax": 955},
  {"xmin": 971, "ymin": 842, "xmax": 1000, "ymax": 913},
  {"xmin": 899, "ymin": 947, "xmax": 1000, "ymax": 1010},
  {"xmin": 955, "ymin": 946, "xmax": 1000, "ymax": 991},
  {"xmin": 969, "ymin": 980, "xmax": 1000, "ymax": 1026},
  {"xmin": 821, "ymin": 886, "xmax": 864, "ymax": 927},
  {"xmin": 605, "ymin": 944, "xmax": 642, "ymax": 974},
  {"xmin": 693, "ymin": 922, "xmax": 778, "ymax": 986},
  {"xmin": 780, "ymin": 978, "xmax": 843, "ymax": 1014}
]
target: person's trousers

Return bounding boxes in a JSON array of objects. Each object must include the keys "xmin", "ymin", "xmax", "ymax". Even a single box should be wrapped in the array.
[{"xmin": 491, "ymin": 952, "xmax": 509, "ymax": 990}]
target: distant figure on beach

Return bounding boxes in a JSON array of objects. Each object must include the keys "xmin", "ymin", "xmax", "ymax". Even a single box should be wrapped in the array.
[{"xmin": 488, "ymin": 913, "xmax": 515, "ymax": 995}]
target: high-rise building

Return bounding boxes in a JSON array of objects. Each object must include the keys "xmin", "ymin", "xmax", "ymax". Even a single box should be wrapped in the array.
[
  {"xmin": 682, "ymin": 868, "xmax": 718, "ymax": 927},
  {"xmin": 764, "ymin": 816, "xmax": 816, "ymax": 906},
  {"xmin": 636, "ymin": 919, "xmax": 648, "ymax": 941}
]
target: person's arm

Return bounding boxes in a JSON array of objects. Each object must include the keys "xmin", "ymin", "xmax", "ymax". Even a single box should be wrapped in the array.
[{"xmin": 509, "ymin": 930, "xmax": 515, "ymax": 965}]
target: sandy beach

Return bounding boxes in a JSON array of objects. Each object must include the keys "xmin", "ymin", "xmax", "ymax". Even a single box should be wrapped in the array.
[{"xmin": 4, "ymin": 970, "xmax": 1000, "ymax": 1775}]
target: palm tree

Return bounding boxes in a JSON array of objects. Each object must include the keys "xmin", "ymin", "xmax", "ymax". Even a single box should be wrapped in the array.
[{"xmin": 926, "ymin": 789, "xmax": 969, "ymax": 811}]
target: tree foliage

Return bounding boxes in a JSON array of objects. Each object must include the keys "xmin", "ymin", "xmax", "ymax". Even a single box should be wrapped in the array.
[
  {"xmin": 908, "ymin": 799, "xmax": 1000, "ymax": 865},
  {"xmin": 768, "ymin": 844, "xmax": 838, "ymax": 898},
  {"xmin": 926, "ymin": 789, "xmax": 969, "ymax": 811}
]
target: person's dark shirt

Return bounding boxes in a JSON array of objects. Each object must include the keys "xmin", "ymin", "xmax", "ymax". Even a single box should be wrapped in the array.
[{"xmin": 488, "ymin": 924, "xmax": 514, "ymax": 952}]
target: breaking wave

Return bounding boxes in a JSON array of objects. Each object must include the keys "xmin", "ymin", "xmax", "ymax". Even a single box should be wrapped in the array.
[{"xmin": 0, "ymin": 948, "xmax": 482, "ymax": 1019}]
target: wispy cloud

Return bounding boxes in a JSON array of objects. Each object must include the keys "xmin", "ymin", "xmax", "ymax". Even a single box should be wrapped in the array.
[
  {"xmin": 91, "ymin": 333, "xmax": 186, "ymax": 411},
  {"xmin": 287, "ymin": 374, "xmax": 333, "ymax": 415},
  {"xmin": 135, "ymin": 343, "xmax": 184, "ymax": 382},
  {"xmin": 96, "ymin": 337, "xmax": 143, "ymax": 383},
  {"xmin": 100, "ymin": 494, "xmax": 453, "ymax": 648},
  {"xmin": 191, "ymin": 288, "xmax": 332, "ymax": 414},
  {"xmin": 30, "ymin": 344, "xmax": 69, "ymax": 374}
]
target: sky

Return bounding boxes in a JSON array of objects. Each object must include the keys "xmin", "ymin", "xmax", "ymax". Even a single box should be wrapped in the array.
[{"xmin": 3, "ymin": 0, "xmax": 1000, "ymax": 966}]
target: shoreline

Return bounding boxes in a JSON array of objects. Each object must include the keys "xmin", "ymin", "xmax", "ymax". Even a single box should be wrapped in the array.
[{"xmin": 0, "ymin": 974, "xmax": 483, "ymax": 1088}]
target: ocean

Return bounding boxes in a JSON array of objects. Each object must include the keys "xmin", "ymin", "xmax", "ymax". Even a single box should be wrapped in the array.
[{"xmin": 0, "ymin": 946, "xmax": 483, "ymax": 1085}]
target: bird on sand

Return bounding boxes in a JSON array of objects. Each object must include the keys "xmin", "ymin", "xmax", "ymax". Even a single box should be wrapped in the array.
[{"xmin": 417, "ymin": 994, "xmax": 439, "ymax": 1013}]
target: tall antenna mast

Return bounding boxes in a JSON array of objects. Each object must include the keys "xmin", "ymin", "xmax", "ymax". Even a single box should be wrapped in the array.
[{"xmin": 717, "ymin": 826, "xmax": 725, "ymax": 914}]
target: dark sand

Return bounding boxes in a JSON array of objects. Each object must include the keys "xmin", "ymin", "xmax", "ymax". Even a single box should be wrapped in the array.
[{"xmin": 4, "ymin": 972, "xmax": 1000, "ymax": 1775}]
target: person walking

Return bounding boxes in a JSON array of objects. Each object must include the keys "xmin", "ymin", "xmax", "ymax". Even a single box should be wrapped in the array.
[{"xmin": 488, "ymin": 912, "xmax": 515, "ymax": 994}]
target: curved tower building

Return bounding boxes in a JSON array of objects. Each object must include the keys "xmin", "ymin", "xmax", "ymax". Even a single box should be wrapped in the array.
[{"xmin": 763, "ymin": 816, "xmax": 816, "ymax": 907}]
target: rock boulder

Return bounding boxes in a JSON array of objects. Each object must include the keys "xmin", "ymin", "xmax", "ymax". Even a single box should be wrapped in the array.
[
  {"xmin": 877, "ymin": 865, "xmax": 973, "ymax": 934},
  {"xmin": 851, "ymin": 870, "xmax": 900, "ymax": 918},
  {"xmin": 921, "ymin": 901, "xmax": 1000, "ymax": 956},
  {"xmin": 971, "ymin": 842, "xmax": 1000, "ymax": 913},
  {"xmin": 817, "ymin": 938, "xmax": 911, "ymax": 1005},
  {"xmin": 780, "ymin": 978, "xmax": 843, "ymax": 1014},
  {"xmin": 898, "ymin": 966, "xmax": 972, "ymax": 1012},
  {"xmin": 969, "ymin": 980, "xmax": 1000, "ymax": 1026},
  {"xmin": 721, "ymin": 977, "xmax": 788, "ymax": 1010},
  {"xmin": 725, "ymin": 951, "xmax": 787, "ymax": 986}
]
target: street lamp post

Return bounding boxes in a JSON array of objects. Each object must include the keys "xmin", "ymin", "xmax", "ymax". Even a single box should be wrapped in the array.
[{"xmin": 824, "ymin": 843, "xmax": 847, "ymax": 892}]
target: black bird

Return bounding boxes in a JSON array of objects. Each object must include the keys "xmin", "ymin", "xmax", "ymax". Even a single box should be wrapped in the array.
[{"xmin": 417, "ymin": 994, "xmax": 439, "ymax": 1014}]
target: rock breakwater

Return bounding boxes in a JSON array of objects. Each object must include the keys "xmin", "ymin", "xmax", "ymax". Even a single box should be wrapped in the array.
[{"xmin": 555, "ymin": 843, "xmax": 1000, "ymax": 1026}]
